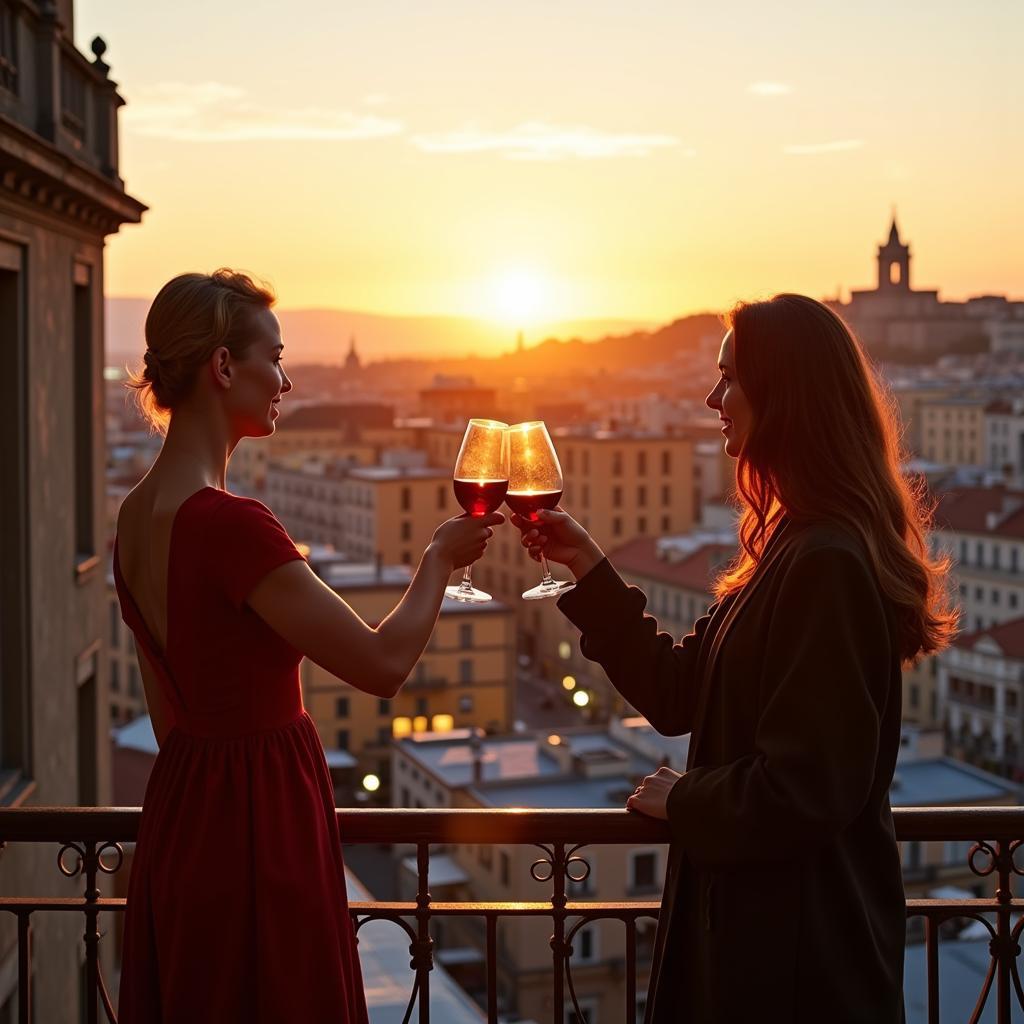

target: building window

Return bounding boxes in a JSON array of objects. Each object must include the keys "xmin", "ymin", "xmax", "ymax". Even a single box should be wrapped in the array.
[
  {"xmin": 0, "ymin": 4, "xmax": 18, "ymax": 94},
  {"xmin": 336, "ymin": 729, "xmax": 350, "ymax": 750},
  {"xmin": 637, "ymin": 485, "xmax": 647, "ymax": 507},
  {"xmin": 582, "ymin": 451, "xmax": 590, "ymax": 474},
  {"xmin": 459, "ymin": 659, "xmax": 473, "ymax": 684},
  {"xmin": 378, "ymin": 726, "xmax": 391, "ymax": 745},
  {"xmin": 336, "ymin": 697, "xmax": 350, "ymax": 718},
  {"xmin": 110, "ymin": 601, "xmax": 120, "ymax": 648},
  {"xmin": 437, "ymin": 485, "xmax": 447, "ymax": 510},
  {"xmin": 479, "ymin": 844, "xmax": 493, "ymax": 869},
  {"xmin": 612, "ymin": 451, "xmax": 622, "ymax": 476},
  {"xmin": 612, "ymin": 517, "xmax": 622, "ymax": 537},
  {"xmin": 77, "ymin": 651, "xmax": 98, "ymax": 805},
  {"xmin": 638, "ymin": 516, "xmax": 647, "ymax": 534},
  {"xmin": 629, "ymin": 850, "xmax": 660, "ymax": 893},
  {"xmin": 401, "ymin": 520, "xmax": 412, "ymax": 541},
  {"xmin": 415, "ymin": 697, "xmax": 428, "ymax": 716},
  {"xmin": 500, "ymin": 850, "xmax": 510, "ymax": 887},
  {"xmin": 110, "ymin": 660, "xmax": 120, "ymax": 693},
  {"xmin": 128, "ymin": 665, "xmax": 140, "ymax": 698},
  {"xmin": 402, "ymin": 550, "xmax": 412, "ymax": 565},
  {"xmin": 662, "ymin": 515, "xmax": 671, "ymax": 532},
  {"xmin": 378, "ymin": 698, "xmax": 391, "ymax": 716},
  {"xmin": 661, "ymin": 484, "xmax": 670, "ymax": 506},
  {"xmin": 661, "ymin": 451, "xmax": 671, "ymax": 474},
  {"xmin": 401, "ymin": 486, "xmax": 412, "ymax": 511},
  {"xmin": 612, "ymin": 486, "xmax": 622, "ymax": 508},
  {"xmin": 459, "ymin": 623, "xmax": 473, "ymax": 649},
  {"xmin": 576, "ymin": 924, "xmax": 599, "ymax": 963},
  {"xmin": 459, "ymin": 695, "xmax": 474, "ymax": 713},
  {"xmin": 73, "ymin": 265, "xmax": 95, "ymax": 562},
  {"xmin": 582, "ymin": 484, "xmax": 590, "ymax": 508},
  {"xmin": 637, "ymin": 451, "xmax": 647, "ymax": 475},
  {"xmin": 909, "ymin": 684, "xmax": 919, "ymax": 709}
]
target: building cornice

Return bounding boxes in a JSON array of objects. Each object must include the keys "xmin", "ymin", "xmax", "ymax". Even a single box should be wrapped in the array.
[{"xmin": 0, "ymin": 112, "xmax": 146, "ymax": 235}]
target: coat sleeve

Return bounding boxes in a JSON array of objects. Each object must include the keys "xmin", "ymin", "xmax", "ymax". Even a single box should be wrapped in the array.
[
  {"xmin": 556, "ymin": 557, "xmax": 722, "ymax": 736},
  {"xmin": 665, "ymin": 544, "xmax": 892, "ymax": 868}
]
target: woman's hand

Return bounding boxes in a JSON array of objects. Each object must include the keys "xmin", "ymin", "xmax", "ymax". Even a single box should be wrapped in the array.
[
  {"xmin": 626, "ymin": 766, "xmax": 683, "ymax": 821},
  {"xmin": 428, "ymin": 512, "xmax": 505, "ymax": 571},
  {"xmin": 509, "ymin": 507, "xmax": 605, "ymax": 580}
]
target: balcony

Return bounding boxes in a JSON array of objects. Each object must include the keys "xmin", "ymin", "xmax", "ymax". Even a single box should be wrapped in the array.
[{"xmin": 1, "ymin": 807, "xmax": 1024, "ymax": 1023}]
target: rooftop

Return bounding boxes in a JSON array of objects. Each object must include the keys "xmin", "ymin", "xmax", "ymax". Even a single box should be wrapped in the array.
[
  {"xmin": 888, "ymin": 758, "xmax": 1018, "ymax": 806},
  {"xmin": 610, "ymin": 530, "xmax": 735, "ymax": 593},
  {"xmin": 953, "ymin": 616, "xmax": 1024, "ymax": 661},
  {"xmin": 933, "ymin": 486, "xmax": 1024, "ymax": 539}
]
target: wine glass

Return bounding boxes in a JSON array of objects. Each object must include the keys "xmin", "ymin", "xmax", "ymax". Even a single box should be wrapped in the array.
[
  {"xmin": 444, "ymin": 419, "xmax": 510, "ymax": 604},
  {"xmin": 506, "ymin": 421, "xmax": 575, "ymax": 600}
]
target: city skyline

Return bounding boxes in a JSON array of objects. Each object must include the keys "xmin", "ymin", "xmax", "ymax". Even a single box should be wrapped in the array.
[{"xmin": 76, "ymin": 0, "xmax": 1022, "ymax": 355}]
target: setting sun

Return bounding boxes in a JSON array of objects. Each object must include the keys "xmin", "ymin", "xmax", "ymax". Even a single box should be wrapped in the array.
[{"xmin": 491, "ymin": 269, "xmax": 549, "ymax": 325}]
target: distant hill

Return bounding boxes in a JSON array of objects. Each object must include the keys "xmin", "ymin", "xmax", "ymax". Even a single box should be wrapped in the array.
[{"xmin": 104, "ymin": 297, "xmax": 659, "ymax": 368}]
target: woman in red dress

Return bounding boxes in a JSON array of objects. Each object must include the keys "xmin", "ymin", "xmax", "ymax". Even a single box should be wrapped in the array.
[{"xmin": 113, "ymin": 269, "xmax": 502, "ymax": 1022}]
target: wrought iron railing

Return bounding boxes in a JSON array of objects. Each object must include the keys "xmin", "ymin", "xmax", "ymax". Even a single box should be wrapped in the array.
[{"xmin": 1, "ymin": 807, "xmax": 1023, "ymax": 1023}]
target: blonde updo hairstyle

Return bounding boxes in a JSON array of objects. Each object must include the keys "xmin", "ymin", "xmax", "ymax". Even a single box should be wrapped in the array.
[{"xmin": 126, "ymin": 269, "xmax": 276, "ymax": 433}]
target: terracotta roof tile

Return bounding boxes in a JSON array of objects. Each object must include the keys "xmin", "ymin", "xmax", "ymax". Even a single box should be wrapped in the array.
[
  {"xmin": 954, "ymin": 616, "xmax": 1024, "ymax": 660},
  {"xmin": 610, "ymin": 537, "xmax": 733, "ymax": 593}
]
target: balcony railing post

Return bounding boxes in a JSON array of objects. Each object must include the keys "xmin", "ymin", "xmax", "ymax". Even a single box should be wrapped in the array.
[
  {"xmin": 625, "ymin": 919, "xmax": 637, "ymax": 1024},
  {"xmin": 550, "ymin": 841, "xmax": 567, "ymax": 1024},
  {"xmin": 994, "ymin": 839, "xmax": 1019, "ymax": 1024},
  {"xmin": 413, "ymin": 842, "xmax": 433, "ymax": 1024},
  {"xmin": 17, "ymin": 911, "xmax": 31, "ymax": 1024},
  {"xmin": 83, "ymin": 840, "xmax": 100, "ymax": 1024}
]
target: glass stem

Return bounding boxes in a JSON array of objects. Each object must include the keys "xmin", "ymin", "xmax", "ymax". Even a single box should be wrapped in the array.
[
  {"xmin": 458, "ymin": 565, "xmax": 475, "ymax": 593},
  {"xmin": 539, "ymin": 553, "xmax": 555, "ymax": 586}
]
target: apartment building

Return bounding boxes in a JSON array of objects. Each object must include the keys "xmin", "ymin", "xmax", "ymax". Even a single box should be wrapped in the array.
[
  {"xmin": 937, "ymin": 618, "xmax": 1024, "ymax": 777},
  {"xmin": 920, "ymin": 396, "xmax": 988, "ymax": 467},
  {"xmin": 985, "ymin": 398, "xmax": 1024, "ymax": 487},
  {"xmin": 0, "ymin": 1, "xmax": 144, "ymax": 1015},
  {"xmin": 267, "ymin": 461, "xmax": 453, "ymax": 564},
  {"xmin": 302, "ymin": 560, "xmax": 515, "ymax": 795}
]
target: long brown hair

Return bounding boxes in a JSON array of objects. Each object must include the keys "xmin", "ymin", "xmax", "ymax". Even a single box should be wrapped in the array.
[
  {"xmin": 713, "ymin": 293, "xmax": 957, "ymax": 665},
  {"xmin": 126, "ymin": 269, "xmax": 276, "ymax": 433}
]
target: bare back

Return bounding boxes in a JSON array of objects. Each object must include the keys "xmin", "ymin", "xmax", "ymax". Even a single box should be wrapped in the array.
[{"xmin": 115, "ymin": 475, "xmax": 215, "ymax": 741}]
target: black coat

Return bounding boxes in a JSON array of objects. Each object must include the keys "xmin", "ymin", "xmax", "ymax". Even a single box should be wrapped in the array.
[{"xmin": 557, "ymin": 519, "xmax": 906, "ymax": 1023}]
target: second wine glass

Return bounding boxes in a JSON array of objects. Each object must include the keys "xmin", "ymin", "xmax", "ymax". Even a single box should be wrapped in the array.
[{"xmin": 506, "ymin": 421, "xmax": 575, "ymax": 600}]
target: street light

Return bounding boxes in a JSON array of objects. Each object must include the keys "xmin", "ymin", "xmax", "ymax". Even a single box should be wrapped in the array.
[
  {"xmin": 573, "ymin": 689, "xmax": 590, "ymax": 708},
  {"xmin": 562, "ymin": 675, "xmax": 577, "ymax": 691},
  {"xmin": 362, "ymin": 773, "xmax": 381, "ymax": 793}
]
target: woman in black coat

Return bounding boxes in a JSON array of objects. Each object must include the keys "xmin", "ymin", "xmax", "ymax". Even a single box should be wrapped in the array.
[{"xmin": 512, "ymin": 294, "xmax": 957, "ymax": 1023}]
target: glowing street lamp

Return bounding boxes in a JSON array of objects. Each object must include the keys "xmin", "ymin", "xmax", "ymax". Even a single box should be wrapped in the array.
[
  {"xmin": 572, "ymin": 689, "xmax": 590, "ymax": 708},
  {"xmin": 562, "ymin": 675, "xmax": 577, "ymax": 691},
  {"xmin": 362, "ymin": 773, "xmax": 381, "ymax": 793}
]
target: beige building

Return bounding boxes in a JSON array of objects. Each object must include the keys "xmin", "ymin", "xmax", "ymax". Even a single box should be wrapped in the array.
[
  {"xmin": 302, "ymin": 562, "xmax": 515, "ymax": 797},
  {"xmin": 391, "ymin": 721, "xmax": 671, "ymax": 1022},
  {"xmin": 0, "ymin": 2, "xmax": 144, "ymax": 1017},
  {"xmin": 920, "ymin": 396, "xmax": 988, "ymax": 467},
  {"xmin": 268, "ymin": 462, "xmax": 453, "ymax": 565},
  {"xmin": 985, "ymin": 398, "xmax": 1024, "ymax": 488}
]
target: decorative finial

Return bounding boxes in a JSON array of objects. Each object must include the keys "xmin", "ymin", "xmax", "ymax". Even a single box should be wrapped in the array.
[{"xmin": 91, "ymin": 36, "xmax": 110, "ymax": 77}]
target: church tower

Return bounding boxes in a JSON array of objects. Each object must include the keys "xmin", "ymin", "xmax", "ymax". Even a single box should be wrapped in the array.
[
  {"xmin": 877, "ymin": 215, "xmax": 911, "ymax": 292},
  {"xmin": 344, "ymin": 335, "xmax": 361, "ymax": 373}
]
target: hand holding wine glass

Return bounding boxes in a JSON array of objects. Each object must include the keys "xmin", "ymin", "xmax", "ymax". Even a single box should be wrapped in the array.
[
  {"xmin": 445, "ymin": 418, "xmax": 510, "ymax": 604},
  {"xmin": 511, "ymin": 506, "xmax": 605, "ymax": 581},
  {"xmin": 431, "ymin": 512, "xmax": 505, "ymax": 572},
  {"xmin": 506, "ymin": 421, "xmax": 576, "ymax": 600}
]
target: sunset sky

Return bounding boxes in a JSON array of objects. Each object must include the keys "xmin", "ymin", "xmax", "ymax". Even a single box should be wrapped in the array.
[{"xmin": 77, "ymin": 1, "xmax": 1022, "ymax": 340}]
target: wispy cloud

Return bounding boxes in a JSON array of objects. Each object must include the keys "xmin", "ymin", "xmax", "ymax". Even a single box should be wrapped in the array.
[
  {"xmin": 783, "ymin": 139, "xmax": 864, "ymax": 155},
  {"xmin": 123, "ymin": 82, "xmax": 404, "ymax": 142},
  {"xmin": 747, "ymin": 81, "xmax": 793, "ymax": 97},
  {"xmin": 412, "ymin": 121, "xmax": 685, "ymax": 161}
]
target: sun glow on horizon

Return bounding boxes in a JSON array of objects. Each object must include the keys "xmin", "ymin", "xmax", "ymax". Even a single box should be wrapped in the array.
[{"xmin": 491, "ymin": 269, "xmax": 550, "ymax": 326}]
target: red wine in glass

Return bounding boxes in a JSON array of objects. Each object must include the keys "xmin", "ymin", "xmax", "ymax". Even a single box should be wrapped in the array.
[
  {"xmin": 454, "ymin": 479, "xmax": 509, "ymax": 517},
  {"xmin": 504, "ymin": 489, "xmax": 562, "ymax": 522}
]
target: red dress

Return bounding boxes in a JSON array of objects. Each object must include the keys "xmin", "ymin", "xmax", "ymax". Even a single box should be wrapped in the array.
[{"xmin": 112, "ymin": 486, "xmax": 368, "ymax": 1023}]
